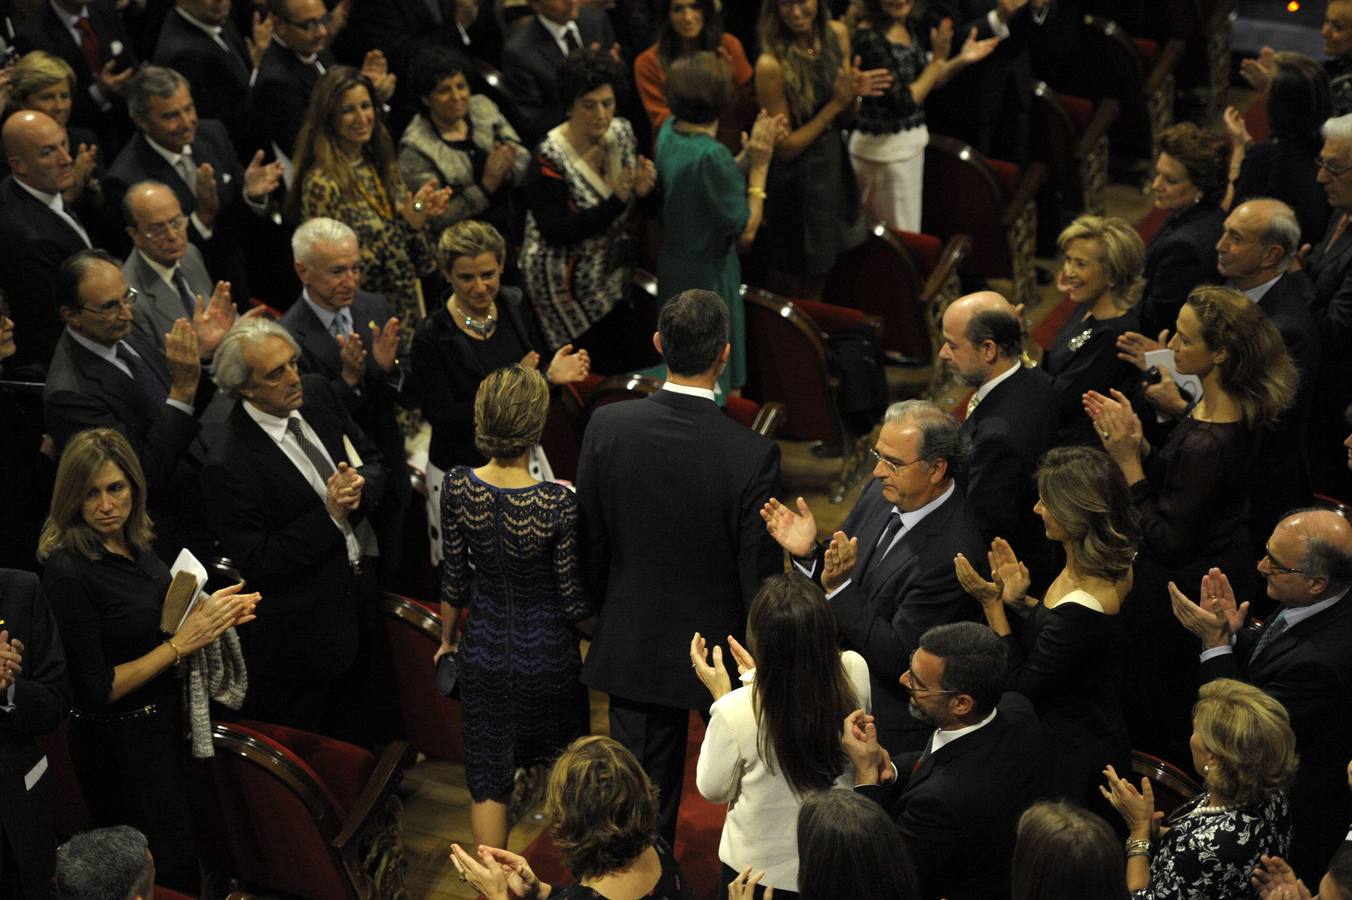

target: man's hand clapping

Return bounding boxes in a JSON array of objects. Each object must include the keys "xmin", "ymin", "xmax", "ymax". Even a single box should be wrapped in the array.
[
  {"xmin": 761, "ymin": 496, "xmax": 817, "ymax": 558},
  {"xmin": 325, "ymin": 461, "xmax": 365, "ymax": 521}
]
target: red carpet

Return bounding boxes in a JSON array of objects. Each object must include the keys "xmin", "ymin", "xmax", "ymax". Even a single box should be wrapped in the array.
[{"xmin": 520, "ymin": 712, "xmax": 727, "ymax": 899}]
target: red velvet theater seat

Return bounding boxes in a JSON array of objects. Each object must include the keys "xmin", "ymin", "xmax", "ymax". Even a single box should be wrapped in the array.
[{"xmin": 380, "ymin": 592, "xmax": 467, "ymax": 762}]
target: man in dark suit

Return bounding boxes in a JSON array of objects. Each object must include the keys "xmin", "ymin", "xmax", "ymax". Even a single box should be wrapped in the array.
[
  {"xmin": 576, "ymin": 288, "xmax": 781, "ymax": 844},
  {"xmin": 253, "ymin": 0, "xmax": 334, "ymax": 162},
  {"xmin": 105, "ymin": 66, "xmax": 284, "ymax": 305},
  {"xmin": 845, "ymin": 621, "xmax": 1045, "ymax": 900},
  {"xmin": 1308, "ymin": 115, "xmax": 1352, "ymax": 500},
  {"xmin": 281, "ymin": 217, "xmax": 413, "ymax": 583},
  {"xmin": 43, "ymin": 249, "xmax": 217, "ymax": 561},
  {"xmin": 0, "ymin": 570, "xmax": 70, "ymax": 900},
  {"xmin": 200, "ymin": 317, "xmax": 386, "ymax": 739},
  {"xmin": 0, "ymin": 111, "xmax": 97, "ymax": 378},
  {"xmin": 153, "ymin": 0, "xmax": 259, "ymax": 148},
  {"xmin": 501, "ymin": 0, "xmax": 616, "ymax": 145},
  {"xmin": 15, "ymin": 0, "xmax": 136, "ymax": 149},
  {"xmin": 940, "ymin": 291, "xmax": 1057, "ymax": 585},
  {"xmin": 337, "ymin": 0, "xmax": 501, "ymax": 72},
  {"xmin": 762, "ymin": 400, "xmax": 986, "ymax": 754},
  {"xmin": 1171, "ymin": 508, "xmax": 1352, "ymax": 884}
]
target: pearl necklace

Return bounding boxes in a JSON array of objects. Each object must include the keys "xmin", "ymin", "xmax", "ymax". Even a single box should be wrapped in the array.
[
  {"xmin": 1186, "ymin": 795, "xmax": 1235, "ymax": 817},
  {"xmin": 453, "ymin": 299, "xmax": 495, "ymax": 338}
]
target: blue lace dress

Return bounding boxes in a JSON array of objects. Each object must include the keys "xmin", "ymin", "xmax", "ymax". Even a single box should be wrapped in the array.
[{"xmin": 441, "ymin": 467, "xmax": 593, "ymax": 801}]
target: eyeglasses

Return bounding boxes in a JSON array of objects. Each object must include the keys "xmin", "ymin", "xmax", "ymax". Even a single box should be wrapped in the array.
[
  {"xmin": 80, "ymin": 287, "xmax": 138, "ymax": 317},
  {"xmin": 140, "ymin": 215, "xmax": 188, "ymax": 240},
  {"xmin": 902, "ymin": 653, "xmax": 959, "ymax": 696},
  {"xmin": 279, "ymin": 12, "xmax": 330, "ymax": 31},
  {"xmin": 868, "ymin": 447, "xmax": 925, "ymax": 476},
  {"xmin": 1316, "ymin": 156, "xmax": 1352, "ymax": 178},
  {"xmin": 1262, "ymin": 548, "xmax": 1306, "ymax": 577}
]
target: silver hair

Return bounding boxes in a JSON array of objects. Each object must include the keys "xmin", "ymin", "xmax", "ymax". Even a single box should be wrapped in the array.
[
  {"xmin": 125, "ymin": 66, "xmax": 188, "ymax": 121},
  {"xmin": 1246, "ymin": 197, "xmax": 1302, "ymax": 258},
  {"xmin": 881, "ymin": 400, "xmax": 967, "ymax": 477},
  {"xmin": 54, "ymin": 826, "xmax": 153, "ymax": 900},
  {"xmin": 213, "ymin": 317, "xmax": 300, "ymax": 396},
  {"xmin": 1322, "ymin": 113, "xmax": 1352, "ymax": 142},
  {"xmin": 291, "ymin": 216, "xmax": 358, "ymax": 263}
]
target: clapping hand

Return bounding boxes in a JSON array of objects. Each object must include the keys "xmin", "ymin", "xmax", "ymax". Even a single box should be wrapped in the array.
[
  {"xmin": 850, "ymin": 55, "xmax": 892, "ymax": 98},
  {"xmin": 1169, "ymin": 567, "xmax": 1248, "ymax": 649},
  {"xmin": 954, "ymin": 551, "xmax": 1001, "ymax": 606},
  {"xmin": 370, "ymin": 316, "xmax": 400, "ymax": 373},
  {"xmin": 545, "ymin": 343, "xmax": 590, "ymax": 384},
  {"xmin": 841, "ymin": 709, "xmax": 888, "ymax": 784},
  {"xmin": 728, "ymin": 866, "xmax": 774, "ymax": 900},
  {"xmin": 1240, "ymin": 46, "xmax": 1277, "ymax": 92},
  {"xmin": 822, "ymin": 530, "xmax": 858, "ymax": 593},
  {"xmin": 172, "ymin": 582, "xmax": 261, "ymax": 655},
  {"xmin": 1143, "ymin": 362, "xmax": 1189, "ymax": 418},
  {"xmin": 988, "ymin": 537, "xmax": 1029, "ymax": 606},
  {"xmin": 195, "ymin": 163, "xmax": 221, "ymax": 226},
  {"xmin": 402, "ymin": 180, "xmax": 452, "ymax": 228},
  {"xmin": 0, "ymin": 630, "xmax": 23, "ymax": 694},
  {"xmin": 361, "ymin": 49, "xmax": 397, "ymax": 102},
  {"xmin": 1223, "ymin": 105, "xmax": 1252, "ymax": 150},
  {"xmin": 246, "ymin": 10, "xmax": 273, "ymax": 70},
  {"xmin": 1084, "ymin": 388, "xmax": 1144, "ymax": 467},
  {"xmin": 336, "ymin": 332, "xmax": 367, "ymax": 386},
  {"xmin": 690, "ymin": 632, "xmax": 733, "ymax": 701},
  {"xmin": 633, "ymin": 155, "xmax": 657, "ymax": 198},
  {"xmin": 476, "ymin": 846, "xmax": 545, "ymax": 900},
  {"xmin": 741, "ymin": 109, "xmax": 788, "ymax": 169},
  {"xmin": 482, "ymin": 142, "xmax": 517, "ymax": 193},
  {"xmin": 726, "ymin": 634, "xmax": 756, "ymax": 676},
  {"xmin": 1116, "ymin": 329, "xmax": 1168, "ymax": 372},
  {"xmin": 954, "ymin": 26, "xmax": 1001, "ymax": 65},
  {"xmin": 164, "ymin": 318, "xmax": 202, "ymax": 403},
  {"xmin": 69, "ymin": 142, "xmax": 98, "ymax": 196},
  {"xmin": 1252, "ymin": 855, "xmax": 1312, "ymax": 900},
  {"xmin": 243, "ymin": 149, "xmax": 285, "ymax": 201},
  {"xmin": 191, "ymin": 280, "xmax": 236, "ymax": 358},
  {"xmin": 760, "ymin": 496, "xmax": 817, "ymax": 558},
  {"xmin": 1099, "ymin": 764, "xmax": 1162, "ymax": 837},
  {"xmin": 324, "ymin": 461, "xmax": 365, "ymax": 521},
  {"xmin": 448, "ymin": 843, "xmax": 511, "ymax": 900}
]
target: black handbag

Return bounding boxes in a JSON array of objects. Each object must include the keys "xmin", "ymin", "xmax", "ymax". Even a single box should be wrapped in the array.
[{"xmin": 435, "ymin": 653, "xmax": 459, "ymax": 697}]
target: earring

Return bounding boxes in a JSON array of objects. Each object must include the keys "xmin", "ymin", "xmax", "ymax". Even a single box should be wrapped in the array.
[{"xmin": 1203, "ymin": 763, "xmax": 1211, "ymax": 773}]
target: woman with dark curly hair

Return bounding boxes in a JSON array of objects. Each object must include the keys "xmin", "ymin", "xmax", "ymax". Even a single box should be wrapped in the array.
[
  {"xmin": 450, "ymin": 735, "xmax": 693, "ymax": 899},
  {"xmin": 1138, "ymin": 122, "xmax": 1229, "ymax": 336},
  {"xmin": 519, "ymin": 48, "xmax": 658, "ymax": 374},
  {"xmin": 956, "ymin": 446, "xmax": 1138, "ymax": 806},
  {"xmin": 1085, "ymin": 285, "xmax": 1298, "ymax": 763},
  {"xmin": 1102, "ymin": 678, "xmax": 1296, "ymax": 899}
]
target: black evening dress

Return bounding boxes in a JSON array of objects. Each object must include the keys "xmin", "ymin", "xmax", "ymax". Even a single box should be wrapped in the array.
[
  {"xmin": 1042, "ymin": 304, "xmax": 1142, "ymax": 446},
  {"xmin": 440, "ymin": 467, "xmax": 592, "ymax": 801},
  {"xmin": 552, "ymin": 839, "xmax": 693, "ymax": 899},
  {"xmin": 43, "ymin": 547, "xmax": 200, "ymax": 890}
]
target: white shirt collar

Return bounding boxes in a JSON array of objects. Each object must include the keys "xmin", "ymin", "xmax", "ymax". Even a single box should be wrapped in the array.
[
  {"xmin": 660, "ymin": 381, "xmax": 716, "ymax": 403},
  {"xmin": 1237, "ymin": 272, "xmax": 1282, "ymax": 304},
  {"xmin": 13, "ymin": 177, "xmax": 62, "ymax": 210},
  {"xmin": 173, "ymin": 5, "xmax": 223, "ymax": 36},
  {"xmin": 973, "ymin": 358, "xmax": 1022, "ymax": 404},
  {"xmin": 243, "ymin": 400, "xmax": 302, "ymax": 443},
  {"xmin": 1281, "ymin": 586, "xmax": 1349, "ymax": 629},
  {"xmin": 896, "ymin": 480, "xmax": 955, "ymax": 533},
  {"xmin": 144, "ymin": 135, "xmax": 193, "ymax": 166},
  {"xmin": 65, "ymin": 325, "xmax": 122, "ymax": 361},
  {"xmin": 930, "ymin": 706, "xmax": 999, "ymax": 754},
  {"xmin": 137, "ymin": 248, "xmax": 182, "ymax": 288},
  {"xmin": 535, "ymin": 13, "xmax": 579, "ymax": 53},
  {"xmin": 48, "ymin": 0, "xmax": 86, "ymax": 29},
  {"xmin": 272, "ymin": 31, "xmax": 320, "ymax": 65}
]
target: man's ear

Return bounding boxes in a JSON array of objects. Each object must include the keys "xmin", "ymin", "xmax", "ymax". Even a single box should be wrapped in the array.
[
  {"xmin": 58, "ymin": 304, "xmax": 80, "ymax": 327},
  {"xmin": 294, "ymin": 259, "xmax": 309, "ymax": 284},
  {"xmin": 652, "ymin": 331, "xmax": 663, "ymax": 357}
]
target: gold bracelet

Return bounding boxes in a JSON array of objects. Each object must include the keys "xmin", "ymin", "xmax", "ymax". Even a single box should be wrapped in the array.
[
  {"xmin": 166, "ymin": 639, "xmax": 183, "ymax": 665},
  {"xmin": 747, "ymin": 186, "xmax": 767, "ymax": 200}
]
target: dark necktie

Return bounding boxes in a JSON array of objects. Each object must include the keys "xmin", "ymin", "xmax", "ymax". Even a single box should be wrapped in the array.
[
  {"xmin": 286, "ymin": 417, "xmax": 335, "ymax": 480},
  {"xmin": 115, "ymin": 342, "xmax": 168, "ymax": 406},
  {"xmin": 75, "ymin": 16, "xmax": 102, "ymax": 76},
  {"xmin": 330, "ymin": 310, "xmax": 352, "ymax": 338},
  {"xmin": 1251, "ymin": 609, "xmax": 1291, "ymax": 661},
  {"xmin": 867, "ymin": 512, "xmax": 904, "ymax": 575},
  {"xmin": 173, "ymin": 268, "xmax": 198, "ymax": 317},
  {"xmin": 564, "ymin": 26, "xmax": 581, "ymax": 55}
]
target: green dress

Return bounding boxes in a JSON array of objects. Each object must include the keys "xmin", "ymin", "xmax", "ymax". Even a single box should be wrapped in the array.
[{"xmin": 654, "ymin": 118, "xmax": 749, "ymax": 394}]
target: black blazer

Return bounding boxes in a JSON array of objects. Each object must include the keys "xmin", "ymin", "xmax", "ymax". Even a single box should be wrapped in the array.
[
  {"xmin": 152, "ymin": 9, "xmax": 253, "ymax": 147},
  {"xmin": 199, "ymin": 375, "xmax": 386, "ymax": 683},
  {"xmin": 1139, "ymin": 202, "xmax": 1226, "ymax": 336},
  {"xmin": 0, "ymin": 570, "xmax": 70, "ymax": 900},
  {"xmin": 826, "ymin": 481, "xmax": 986, "ymax": 753},
  {"xmin": 15, "ymin": 0, "xmax": 136, "ymax": 146},
  {"xmin": 960, "ymin": 365, "xmax": 1058, "ymax": 578},
  {"xmin": 280, "ymin": 291, "xmax": 414, "ymax": 569},
  {"xmin": 104, "ymin": 121, "xmax": 253, "ymax": 298},
  {"xmin": 251, "ymin": 41, "xmax": 333, "ymax": 159},
  {"xmin": 1199, "ymin": 596, "xmax": 1352, "ymax": 879},
  {"xmin": 0, "ymin": 176, "xmax": 94, "ymax": 377},
  {"xmin": 858, "ymin": 693, "xmax": 1045, "ymax": 900},
  {"xmin": 1305, "ymin": 209, "xmax": 1352, "ymax": 420},
  {"xmin": 576, "ymin": 388, "xmax": 781, "ymax": 709},
  {"xmin": 500, "ymin": 10, "xmax": 616, "ymax": 146}
]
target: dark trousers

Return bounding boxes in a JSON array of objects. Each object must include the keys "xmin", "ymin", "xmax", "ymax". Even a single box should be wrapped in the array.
[{"xmin": 608, "ymin": 696, "xmax": 692, "ymax": 847}]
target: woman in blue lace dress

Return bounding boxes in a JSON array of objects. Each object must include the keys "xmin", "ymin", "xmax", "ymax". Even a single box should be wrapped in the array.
[
  {"xmin": 1101, "ymin": 678, "xmax": 1296, "ymax": 899},
  {"xmin": 437, "ymin": 365, "xmax": 592, "ymax": 852}
]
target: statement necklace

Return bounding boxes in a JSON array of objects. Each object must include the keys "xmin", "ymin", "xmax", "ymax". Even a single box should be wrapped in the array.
[{"xmin": 453, "ymin": 299, "xmax": 496, "ymax": 338}]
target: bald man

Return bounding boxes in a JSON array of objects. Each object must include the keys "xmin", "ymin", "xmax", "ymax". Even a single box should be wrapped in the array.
[
  {"xmin": 938, "ymin": 291, "xmax": 1057, "ymax": 583},
  {"xmin": 0, "ymin": 111, "xmax": 96, "ymax": 376},
  {"xmin": 1172, "ymin": 508, "xmax": 1352, "ymax": 882}
]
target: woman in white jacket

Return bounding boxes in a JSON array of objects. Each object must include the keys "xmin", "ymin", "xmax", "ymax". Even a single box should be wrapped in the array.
[{"xmin": 690, "ymin": 572, "xmax": 871, "ymax": 899}]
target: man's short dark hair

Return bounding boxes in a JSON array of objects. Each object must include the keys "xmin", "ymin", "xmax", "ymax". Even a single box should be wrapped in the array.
[
  {"xmin": 55, "ymin": 826, "xmax": 153, "ymax": 900},
  {"xmin": 54, "ymin": 249, "xmax": 119, "ymax": 312},
  {"xmin": 918, "ymin": 621, "xmax": 1006, "ymax": 717},
  {"xmin": 658, "ymin": 289, "xmax": 728, "ymax": 376},
  {"xmin": 965, "ymin": 308, "xmax": 1023, "ymax": 359}
]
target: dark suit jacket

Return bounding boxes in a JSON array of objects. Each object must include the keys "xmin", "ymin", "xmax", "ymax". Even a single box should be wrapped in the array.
[
  {"xmin": 0, "ymin": 176, "xmax": 94, "ymax": 377},
  {"xmin": 825, "ymin": 481, "xmax": 986, "ymax": 753},
  {"xmin": 123, "ymin": 245, "xmax": 214, "ymax": 353},
  {"xmin": 1199, "ymin": 596, "xmax": 1352, "ymax": 880},
  {"xmin": 104, "ymin": 121, "xmax": 253, "ymax": 298},
  {"xmin": 200, "ymin": 375, "xmax": 386, "ymax": 688},
  {"xmin": 280, "ymin": 291, "xmax": 414, "ymax": 574},
  {"xmin": 338, "ymin": 0, "xmax": 502, "ymax": 77},
  {"xmin": 960, "ymin": 364, "xmax": 1058, "ymax": 579},
  {"xmin": 251, "ymin": 40, "xmax": 333, "ymax": 159},
  {"xmin": 858, "ymin": 693, "xmax": 1045, "ymax": 900},
  {"xmin": 1306, "ymin": 209, "xmax": 1352, "ymax": 418},
  {"xmin": 0, "ymin": 569, "xmax": 70, "ymax": 900},
  {"xmin": 576, "ymin": 388, "xmax": 781, "ymax": 710},
  {"xmin": 1139, "ymin": 202, "xmax": 1226, "ymax": 336},
  {"xmin": 15, "ymin": 0, "xmax": 136, "ymax": 146},
  {"xmin": 152, "ymin": 8, "xmax": 253, "ymax": 147},
  {"xmin": 501, "ymin": 10, "xmax": 616, "ymax": 146}
]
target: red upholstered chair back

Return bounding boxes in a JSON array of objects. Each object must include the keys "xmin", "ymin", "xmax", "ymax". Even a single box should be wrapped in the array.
[
  {"xmin": 741, "ymin": 286, "xmax": 850, "ymax": 454},
  {"xmin": 539, "ymin": 376, "xmax": 600, "ymax": 483},
  {"xmin": 821, "ymin": 227, "xmax": 931, "ymax": 361},
  {"xmin": 380, "ymin": 592, "xmax": 466, "ymax": 762},
  {"xmin": 922, "ymin": 136, "xmax": 1012, "ymax": 281},
  {"xmin": 34, "ymin": 721, "xmax": 92, "ymax": 839},
  {"xmin": 582, "ymin": 373, "xmax": 663, "ymax": 419}
]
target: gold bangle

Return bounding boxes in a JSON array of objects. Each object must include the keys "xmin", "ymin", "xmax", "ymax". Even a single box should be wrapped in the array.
[
  {"xmin": 747, "ymin": 186, "xmax": 767, "ymax": 200},
  {"xmin": 166, "ymin": 639, "xmax": 183, "ymax": 665}
]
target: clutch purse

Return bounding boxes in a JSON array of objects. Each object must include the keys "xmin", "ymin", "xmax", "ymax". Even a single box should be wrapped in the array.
[{"xmin": 435, "ymin": 653, "xmax": 458, "ymax": 697}]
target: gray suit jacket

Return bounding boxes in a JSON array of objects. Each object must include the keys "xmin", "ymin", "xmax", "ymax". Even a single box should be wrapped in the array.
[{"xmin": 124, "ymin": 247, "xmax": 214, "ymax": 352}]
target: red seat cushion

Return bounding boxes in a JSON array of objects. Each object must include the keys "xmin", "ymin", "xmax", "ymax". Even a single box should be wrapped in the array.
[
  {"xmin": 1136, "ymin": 206, "xmax": 1170, "ymax": 244},
  {"xmin": 154, "ymin": 888, "xmax": 196, "ymax": 900},
  {"xmin": 724, "ymin": 395, "xmax": 759, "ymax": 429},
  {"xmin": 896, "ymin": 230, "xmax": 942, "ymax": 273},
  {"xmin": 1060, "ymin": 93, "xmax": 1094, "ymax": 132},
  {"xmin": 237, "ymin": 720, "xmax": 374, "ymax": 814},
  {"xmin": 1134, "ymin": 37, "xmax": 1160, "ymax": 67},
  {"xmin": 793, "ymin": 298, "xmax": 867, "ymax": 334},
  {"xmin": 986, "ymin": 157, "xmax": 1021, "ymax": 200}
]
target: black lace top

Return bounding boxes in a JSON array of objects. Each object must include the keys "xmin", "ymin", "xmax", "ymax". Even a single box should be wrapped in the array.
[{"xmin": 853, "ymin": 26, "xmax": 928, "ymax": 135}]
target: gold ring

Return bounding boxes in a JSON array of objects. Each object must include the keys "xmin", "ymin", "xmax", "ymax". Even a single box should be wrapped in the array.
[
  {"xmin": 1101, "ymin": 431, "xmax": 1110, "ymax": 439},
  {"xmin": 413, "ymin": 201, "xmax": 425, "ymax": 212}
]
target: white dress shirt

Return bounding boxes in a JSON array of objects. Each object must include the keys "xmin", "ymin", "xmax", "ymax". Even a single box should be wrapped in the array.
[
  {"xmin": 535, "ymin": 13, "xmax": 582, "ymax": 57},
  {"xmin": 65, "ymin": 326, "xmax": 195, "ymax": 415}
]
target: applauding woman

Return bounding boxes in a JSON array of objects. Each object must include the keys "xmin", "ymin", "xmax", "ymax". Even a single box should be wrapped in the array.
[
  {"xmin": 955, "ymin": 446, "xmax": 1138, "ymax": 806},
  {"xmin": 39, "ymin": 429, "xmax": 259, "ymax": 890},
  {"xmin": 1084, "ymin": 285, "xmax": 1296, "ymax": 761},
  {"xmin": 691, "ymin": 573, "xmax": 870, "ymax": 897}
]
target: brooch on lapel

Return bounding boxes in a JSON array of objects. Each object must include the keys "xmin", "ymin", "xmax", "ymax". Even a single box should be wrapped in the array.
[{"xmin": 1066, "ymin": 328, "xmax": 1094, "ymax": 353}]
